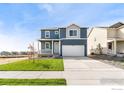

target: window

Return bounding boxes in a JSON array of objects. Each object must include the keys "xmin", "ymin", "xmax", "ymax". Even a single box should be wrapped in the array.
[
  {"xmin": 108, "ymin": 42, "xmax": 112, "ymax": 50},
  {"xmin": 55, "ymin": 31, "xmax": 59, "ymax": 34},
  {"xmin": 69, "ymin": 30, "xmax": 77, "ymax": 36},
  {"xmin": 45, "ymin": 42, "xmax": 50, "ymax": 49},
  {"xmin": 45, "ymin": 31, "xmax": 50, "ymax": 38}
]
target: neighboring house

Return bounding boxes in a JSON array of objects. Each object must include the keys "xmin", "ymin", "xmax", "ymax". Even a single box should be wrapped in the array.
[
  {"xmin": 38, "ymin": 24, "xmax": 88, "ymax": 56},
  {"xmin": 88, "ymin": 22, "xmax": 124, "ymax": 56}
]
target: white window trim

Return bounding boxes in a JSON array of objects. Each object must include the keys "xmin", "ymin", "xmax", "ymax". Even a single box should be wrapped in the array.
[
  {"xmin": 45, "ymin": 42, "xmax": 50, "ymax": 49},
  {"xmin": 69, "ymin": 29, "xmax": 78, "ymax": 37},
  {"xmin": 67, "ymin": 29, "xmax": 80, "ymax": 38},
  {"xmin": 45, "ymin": 31, "xmax": 50, "ymax": 38}
]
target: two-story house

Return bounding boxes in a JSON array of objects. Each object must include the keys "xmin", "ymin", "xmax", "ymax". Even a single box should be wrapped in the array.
[
  {"xmin": 38, "ymin": 24, "xmax": 88, "ymax": 57},
  {"xmin": 88, "ymin": 22, "xmax": 124, "ymax": 56}
]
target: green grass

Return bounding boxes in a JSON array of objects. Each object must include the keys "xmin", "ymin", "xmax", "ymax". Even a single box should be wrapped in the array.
[
  {"xmin": 0, "ymin": 79, "xmax": 66, "ymax": 85},
  {"xmin": 0, "ymin": 59, "xmax": 64, "ymax": 71}
]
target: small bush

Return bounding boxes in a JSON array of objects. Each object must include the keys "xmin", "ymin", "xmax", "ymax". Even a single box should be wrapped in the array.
[{"xmin": 90, "ymin": 52, "xmax": 94, "ymax": 55}]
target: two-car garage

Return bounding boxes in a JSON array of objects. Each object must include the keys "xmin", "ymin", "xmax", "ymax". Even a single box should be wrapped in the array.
[{"xmin": 62, "ymin": 45, "xmax": 85, "ymax": 56}]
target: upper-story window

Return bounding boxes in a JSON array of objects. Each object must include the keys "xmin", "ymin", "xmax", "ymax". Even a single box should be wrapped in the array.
[
  {"xmin": 45, "ymin": 31, "xmax": 50, "ymax": 38},
  {"xmin": 55, "ymin": 31, "xmax": 59, "ymax": 34},
  {"xmin": 69, "ymin": 30, "xmax": 77, "ymax": 36}
]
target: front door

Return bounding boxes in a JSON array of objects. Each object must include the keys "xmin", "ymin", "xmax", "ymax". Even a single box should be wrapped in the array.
[{"xmin": 54, "ymin": 42, "xmax": 59, "ymax": 54}]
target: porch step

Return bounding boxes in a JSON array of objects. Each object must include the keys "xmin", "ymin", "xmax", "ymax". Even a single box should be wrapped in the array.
[{"xmin": 53, "ymin": 54, "xmax": 62, "ymax": 58}]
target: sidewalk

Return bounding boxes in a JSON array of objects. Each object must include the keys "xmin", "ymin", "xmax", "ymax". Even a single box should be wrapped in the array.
[{"xmin": 0, "ymin": 71, "xmax": 64, "ymax": 79}]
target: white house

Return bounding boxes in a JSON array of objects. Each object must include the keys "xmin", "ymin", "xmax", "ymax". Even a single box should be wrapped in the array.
[{"xmin": 88, "ymin": 22, "xmax": 124, "ymax": 56}]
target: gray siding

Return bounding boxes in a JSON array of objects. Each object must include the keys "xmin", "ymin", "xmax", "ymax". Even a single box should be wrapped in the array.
[
  {"xmin": 85, "ymin": 44, "xmax": 87, "ymax": 56},
  {"xmin": 41, "ymin": 42, "xmax": 45, "ymax": 49},
  {"xmin": 41, "ymin": 31, "xmax": 45, "ymax": 38},
  {"xmin": 41, "ymin": 28, "xmax": 87, "ymax": 39},
  {"xmin": 41, "ymin": 30, "xmax": 59, "ymax": 39},
  {"xmin": 62, "ymin": 39, "xmax": 87, "ymax": 45},
  {"xmin": 80, "ymin": 28, "xmax": 87, "ymax": 38},
  {"xmin": 50, "ymin": 30, "xmax": 59, "ymax": 39},
  {"xmin": 41, "ymin": 41, "xmax": 52, "ymax": 49},
  {"xmin": 60, "ymin": 28, "xmax": 66, "ymax": 39}
]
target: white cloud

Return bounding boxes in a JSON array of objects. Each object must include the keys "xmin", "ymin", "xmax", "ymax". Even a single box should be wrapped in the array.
[
  {"xmin": 38, "ymin": 4, "xmax": 72, "ymax": 16},
  {"xmin": 37, "ymin": 4, "xmax": 114, "ymax": 27},
  {"xmin": 38, "ymin": 4, "xmax": 54, "ymax": 15}
]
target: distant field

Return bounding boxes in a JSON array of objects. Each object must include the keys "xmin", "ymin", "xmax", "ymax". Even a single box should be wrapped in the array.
[{"xmin": 0, "ymin": 55, "xmax": 28, "ymax": 58}]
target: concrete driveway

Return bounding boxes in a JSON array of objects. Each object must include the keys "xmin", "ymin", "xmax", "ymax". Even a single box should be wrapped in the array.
[{"xmin": 63, "ymin": 57, "xmax": 124, "ymax": 85}]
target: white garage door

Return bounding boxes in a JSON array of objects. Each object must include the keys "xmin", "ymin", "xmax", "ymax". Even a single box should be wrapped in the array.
[{"xmin": 62, "ymin": 45, "xmax": 85, "ymax": 56}]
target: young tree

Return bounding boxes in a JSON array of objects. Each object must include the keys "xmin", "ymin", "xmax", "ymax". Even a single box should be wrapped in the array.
[
  {"xmin": 28, "ymin": 43, "xmax": 35, "ymax": 63},
  {"xmin": 97, "ymin": 43, "xmax": 103, "ymax": 54}
]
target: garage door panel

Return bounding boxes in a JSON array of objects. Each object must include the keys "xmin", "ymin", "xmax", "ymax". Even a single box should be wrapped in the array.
[{"xmin": 62, "ymin": 45, "xmax": 84, "ymax": 56}]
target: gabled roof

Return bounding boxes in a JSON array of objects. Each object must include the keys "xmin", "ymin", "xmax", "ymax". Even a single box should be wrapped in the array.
[
  {"xmin": 109, "ymin": 22, "xmax": 124, "ymax": 28},
  {"xmin": 67, "ymin": 23, "xmax": 80, "ymax": 28}
]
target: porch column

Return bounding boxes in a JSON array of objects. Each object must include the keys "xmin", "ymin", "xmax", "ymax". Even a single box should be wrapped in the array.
[
  {"xmin": 40, "ymin": 41, "xmax": 42, "ymax": 54},
  {"xmin": 52, "ymin": 40, "xmax": 53, "ymax": 54},
  {"xmin": 38, "ymin": 41, "xmax": 40, "ymax": 54},
  {"xmin": 59, "ymin": 40, "xmax": 61, "ymax": 55},
  {"xmin": 113, "ymin": 39, "xmax": 117, "ymax": 55}
]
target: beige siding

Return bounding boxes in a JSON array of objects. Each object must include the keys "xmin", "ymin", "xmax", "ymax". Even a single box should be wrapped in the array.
[
  {"xmin": 107, "ymin": 26, "xmax": 124, "ymax": 38},
  {"xmin": 107, "ymin": 28, "xmax": 117, "ymax": 38},
  {"xmin": 88, "ymin": 28, "xmax": 107, "ymax": 55},
  {"xmin": 117, "ymin": 41, "xmax": 124, "ymax": 53},
  {"xmin": 117, "ymin": 27, "xmax": 124, "ymax": 38},
  {"xmin": 66, "ymin": 24, "xmax": 80, "ymax": 38}
]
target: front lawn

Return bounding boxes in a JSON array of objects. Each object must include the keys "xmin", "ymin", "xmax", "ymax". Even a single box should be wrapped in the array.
[
  {"xmin": 0, "ymin": 59, "xmax": 64, "ymax": 71},
  {"xmin": 0, "ymin": 79, "xmax": 66, "ymax": 85}
]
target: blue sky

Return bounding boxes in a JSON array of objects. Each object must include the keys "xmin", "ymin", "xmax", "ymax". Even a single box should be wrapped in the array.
[{"xmin": 0, "ymin": 3, "xmax": 124, "ymax": 51}]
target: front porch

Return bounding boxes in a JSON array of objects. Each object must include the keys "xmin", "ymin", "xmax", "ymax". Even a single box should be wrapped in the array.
[
  {"xmin": 39, "ymin": 39, "xmax": 61, "ymax": 56},
  {"xmin": 107, "ymin": 38, "xmax": 124, "ymax": 56}
]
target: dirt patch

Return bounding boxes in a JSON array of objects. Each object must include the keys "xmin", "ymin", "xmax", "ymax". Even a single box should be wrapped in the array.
[
  {"xmin": 0, "ymin": 57, "xmax": 28, "ymax": 65},
  {"xmin": 89, "ymin": 54, "xmax": 124, "ymax": 69}
]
